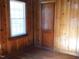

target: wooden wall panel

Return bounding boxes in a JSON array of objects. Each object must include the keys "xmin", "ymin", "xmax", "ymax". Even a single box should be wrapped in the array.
[
  {"xmin": 34, "ymin": 0, "xmax": 79, "ymax": 56},
  {"xmin": 0, "ymin": 0, "xmax": 3, "ymax": 55},
  {"xmin": 0, "ymin": 0, "xmax": 33, "ymax": 55},
  {"xmin": 54, "ymin": 0, "xmax": 79, "ymax": 56},
  {"xmin": 40, "ymin": 0, "xmax": 55, "ymax": 2},
  {"xmin": 33, "ymin": 0, "xmax": 42, "ymax": 47}
]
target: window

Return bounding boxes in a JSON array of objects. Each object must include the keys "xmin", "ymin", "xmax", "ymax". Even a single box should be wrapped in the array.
[{"xmin": 10, "ymin": 0, "xmax": 27, "ymax": 37}]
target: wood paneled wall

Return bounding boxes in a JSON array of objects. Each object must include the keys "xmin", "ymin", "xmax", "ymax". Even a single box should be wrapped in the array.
[
  {"xmin": 0, "ymin": 0, "xmax": 33, "ymax": 55},
  {"xmin": 54, "ymin": 0, "xmax": 79, "ymax": 56},
  {"xmin": 34, "ymin": 0, "xmax": 79, "ymax": 56},
  {"xmin": 33, "ymin": 0, "xmax": 42, "ymax": 47}
]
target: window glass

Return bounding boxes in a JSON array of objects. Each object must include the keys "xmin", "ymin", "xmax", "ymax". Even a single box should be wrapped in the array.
[{"xmin": 10, "ymin": 0, "xmax": 26, "ymax": 37}]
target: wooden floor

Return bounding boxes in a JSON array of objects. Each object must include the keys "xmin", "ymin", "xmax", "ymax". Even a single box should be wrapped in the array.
[{"xmin": 1, "ymin": 48, "xmax": 79, "ymax": 59}]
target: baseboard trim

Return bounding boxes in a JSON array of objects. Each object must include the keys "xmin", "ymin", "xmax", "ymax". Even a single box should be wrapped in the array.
[
  {"xmin": 35, "ymin": 46, "xmax": 79, "ymax": 57},
  {"xmin": 35, "ymin": 46, "xmax": 54, "ymax": 52},
  {"xmin": 54, "ymin": 48, "xmax": 79, "ymax": 57}
]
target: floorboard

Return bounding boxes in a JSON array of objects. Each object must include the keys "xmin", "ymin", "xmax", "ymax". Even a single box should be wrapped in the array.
[{"xmin": 0, "ymin": 48, "xmax": 79, "ymax": 59}]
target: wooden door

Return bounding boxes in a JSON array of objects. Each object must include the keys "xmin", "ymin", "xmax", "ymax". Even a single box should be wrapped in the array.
[{"xmin": 41, "ymin": 3, "xmax": 55, "ymax": 49}]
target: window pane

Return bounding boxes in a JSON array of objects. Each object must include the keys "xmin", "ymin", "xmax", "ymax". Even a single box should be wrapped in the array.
[
  {"xmin": 10, "ymin": 0, "xmax": 26, "ymax": 37},
  {"xmin": 10, "ymin": 1, "xmax": 25, "ymax": 18},
  {"xmin": 10, "ymin": 10, "xmax": 25, "ymax": 18}
]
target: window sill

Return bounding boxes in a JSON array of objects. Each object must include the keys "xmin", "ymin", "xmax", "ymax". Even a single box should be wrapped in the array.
[{"xmin": 9, "ymin": 33, "xmax": 28, "ymax": 39}]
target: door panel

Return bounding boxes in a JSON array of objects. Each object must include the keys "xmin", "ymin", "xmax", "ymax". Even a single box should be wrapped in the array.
[{"xmin": 41, "ymin": 3, "xmax": 55, "ymax": 48}]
